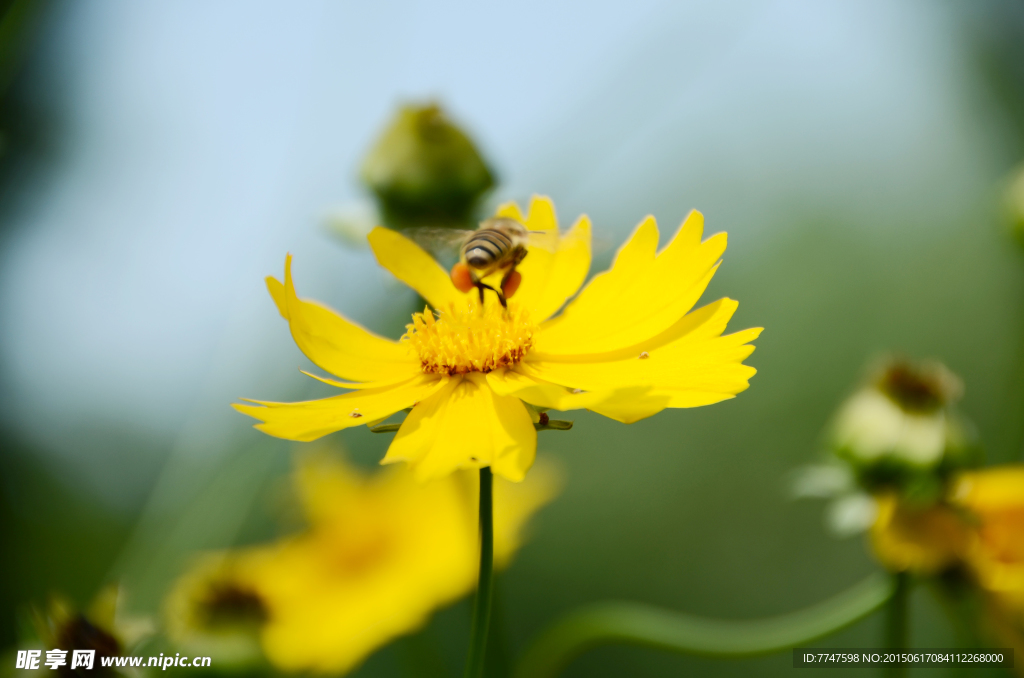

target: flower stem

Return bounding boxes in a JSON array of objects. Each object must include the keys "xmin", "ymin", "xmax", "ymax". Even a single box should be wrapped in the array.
[
  {"xmin": 884, "ymin": 572, "xmax": 910, "ymax": 678},
  {"xmin": 513, "ymin": 573, "xmax": 894, "ymax": 678},
  {"xmin": 486, "ymin": 576, "xmax": 512, "ymax": 678},
  {"xmin": 463, "ymin": 467, "xmax": 494, "ymax": 678}
]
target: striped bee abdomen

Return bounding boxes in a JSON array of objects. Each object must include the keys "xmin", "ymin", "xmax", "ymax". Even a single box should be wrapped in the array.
[{"xmin": 463, "ymin": 228, "xmax": 514, "ymax": 269}]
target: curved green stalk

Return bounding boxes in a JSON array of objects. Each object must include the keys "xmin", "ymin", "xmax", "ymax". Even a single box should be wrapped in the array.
[
  {"xmin": 514, "ymin": 572, "xmax": 894, "ymax": 678},
  {"xmin": 463, "ymin": 468, "xmax": 494, "ymax": 678}
]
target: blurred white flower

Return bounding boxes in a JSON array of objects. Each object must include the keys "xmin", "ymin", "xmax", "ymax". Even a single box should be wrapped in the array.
[
  {"xmin": 826, "ymin": 492, "xmax": 879, "ymax": 537},
  {"xmin": 792, "ymin": 464, "xmax": 876, "ymax": 537},
  {"xmin": 834, "ymin": 390, "xmax": 947, "ymax": 466},
  {"xmin": 791, "ymin": 463, "xmax": 854, "ymax": 499},
  {"xmin": 832, "ymin": 360, "xmax": 964, "ymax": 469}
]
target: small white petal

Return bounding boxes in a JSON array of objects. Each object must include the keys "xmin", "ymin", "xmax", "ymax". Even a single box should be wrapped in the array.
[
  {"xmin": 791, "ymin": 464, "xmax": 854, "ymax": 499},
  {"xmin": 826, "ymin": 493, "xmax": 878, "ymax": 537}
]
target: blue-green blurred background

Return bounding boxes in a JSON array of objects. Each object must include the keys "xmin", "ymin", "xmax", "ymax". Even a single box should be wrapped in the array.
[{"xmin": 2, "ymin": 1, "xmax": 1024, "ymax": 676}]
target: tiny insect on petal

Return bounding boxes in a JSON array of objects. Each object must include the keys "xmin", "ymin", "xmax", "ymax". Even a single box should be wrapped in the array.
[
  {"xmin": 502, "ymin": 271, "xmax": 522, "ymax": 298},
  {"xmin": 450, "ymin": 263, "xmax": 475, "ymax": 293}
]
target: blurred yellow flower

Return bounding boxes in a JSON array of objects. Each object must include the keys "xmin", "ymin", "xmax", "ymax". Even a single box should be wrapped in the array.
[
  {"xmin": 28, "ymin": 586, "xmax": 150, "ymax": 672},
  {"xmin": 164, "ymin": 554, "xmax": 267, "ymax": 669},
  {"xmin": 167, "ymin": 452, "xmax": 556, "ymax": 675},
  {"xmin": 868, "ymin": 465, "xmax": 1024, "ymax": 578},
  {"xmin": 235, "ymin": 196, "xmax": 761, "ymax": 481},
  {"xmin": 953, "ymin": 466, "xmax": 1024, "ymax": 609},
  {"xmin": 868, "ymin": 493, "xmax": 967, "ymax": 574},
  {"xmin": 951, "ymin": 466, "xmax": 1024, "ymax": 667}
]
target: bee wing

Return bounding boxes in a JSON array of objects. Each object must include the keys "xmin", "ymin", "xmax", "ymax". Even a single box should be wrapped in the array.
[
  {"xmin": 405, "ymin": 227, "xmax": 474, "ymax": 258},
  {"xmin": 526, "ymin": 228, "xmax": 615, "ymax": 257},
  {"xmin": 525, "ymin": 229, "xmax": 559, "ymax": 253}
]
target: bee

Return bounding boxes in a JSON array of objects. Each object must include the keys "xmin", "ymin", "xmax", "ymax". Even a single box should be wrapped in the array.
[{"xmin": 449, "ymin": 217, "xmax": 539, "ymax": 307}]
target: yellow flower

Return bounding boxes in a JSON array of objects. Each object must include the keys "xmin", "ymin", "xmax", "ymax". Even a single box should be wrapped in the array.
[
  {"xmin": 235, "ymin": 196, "xmax": 761, "ymax": 481},
  {"xmin": 169, "ymin": 451, "xmax": 555, "ymax": 675},
  {"xmin": 869, "ymin": 493, "xmax": 967, "ymax": 574},
  {"xmin": 164, "ymin": 554, "xmax": 268, "ymax": 669},
  {"xmin": 25, "ymin": 586, "xmax": 152, "ymax": 675},
  {"xmin": 953, "ymin": 466, "xmax": 1024, "ymax": 606},
  {"xmin": 950, "ymin": 466, "xmax": 1024, "ymax": 666}
]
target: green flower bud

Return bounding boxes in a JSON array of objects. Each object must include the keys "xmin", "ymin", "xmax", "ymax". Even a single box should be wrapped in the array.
[{"xmin": 360, "ymin": 103, "xmax": 495, "ymax": 230}]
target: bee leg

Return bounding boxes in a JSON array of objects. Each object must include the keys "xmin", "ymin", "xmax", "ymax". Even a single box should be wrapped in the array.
[{"xmin": 474, "ymin": 281, "xmax": 507, "ymax": 308}]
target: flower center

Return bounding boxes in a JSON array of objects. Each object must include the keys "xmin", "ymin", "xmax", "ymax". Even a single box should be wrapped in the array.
[
  {"xmin": 200, "ymin": 583, "xmax": 268, "ymax": 628},
  {"xmin": 403, "ymin": 301, "xmax": 534, "ymax": 375},
  {"xmin": 876, "ymin": 362, "xmax": 960, "ymax": 414}
]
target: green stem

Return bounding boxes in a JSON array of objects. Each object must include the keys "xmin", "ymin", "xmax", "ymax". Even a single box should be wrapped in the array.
[
  {"xmin": 884, "ymin": 572, "xmax": 910, "ymax": 678},
  {"xmin": 514, "ymin": 573, "xmax": 894, "ymax": 678},
  {"xmin": 926, "ymin": 579, "xmax": 979, "ymax": 678},
  {"xmin": 463, "ymin": 467, "xmax": 494, "ymax": 678},
  {"xmin": 486, "ymin": 576, "xmax": 512, "ymax": 678}
]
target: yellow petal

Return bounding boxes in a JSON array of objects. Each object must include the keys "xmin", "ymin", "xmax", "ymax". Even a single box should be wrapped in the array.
[
  {"xmin": 298, "ymin": 369, "xmax": 412, "ymax": 391},
  {"xmin": 531, "ymin": 296, "xmax": 737, "ymax": 363},
  {"xmin": 383, "ymin": 373, "xmax": 536, "ymax": 482},
  {"xmin": 491, "ymin": 197, "xmax": 592, "ymax": 322},
  {"xmin": 515, "ymin": 216, "xmax": 592, "ymax": 323},
  {"xmin": 268, "ymin": 254, "xmax": 418, "ymax": 382},
  {"xmin": 525, "ymin": 298, "xmax": 761, "ymax": 417},
  {"xmin": 231, "ymin": 452, "xmax": 555, "ymax": 675},
  {"xmin": 953, "ymin": 466, "xmax": 1024, "ymax": 511},
  {"xmin": 495, "ymin": 200, "xmax": 525, "ymax": 222},
  {"xmin": 367, "ymin": 226, "xmax": 464, "ymax": 309},
  {"xmin": 485, "ymin": 368, "xmax": 667, "ymax": 423},
  {"xmin": 485, "ymin": 368, "xmax": 653, "ymax": 415},
  {"xmin": 535, "ymin": 211, "xmax": 728, "ymax": 355},
  {"xmin": 485, "ymin": 368, "xmax": 588, "ymax": 407},
  {"xmin": 490, "ymin": 366, "xmax": 670, "ymax": 423},
  {"xmin": 492, "ymin": 459, "xmax": 561, "ymax": 566},
  {"xmin": 233, "ymin": 376, "xmax": 445, "ymax": 442},
  {"xmin": 290, "ymin": 450, "xmax": 367, "ymax": 525},
  {"xmin": 523, "ymin": 194, "xmax": 557, "ymax": 231},
  {"xmin": 241, "ymin": 461, "xmax": 477, "ymax": 674},
  {"xmin": 870, "ymin": 494, "xmax": 967, "ymax": 574},
  {"xmin": 587, "ymin": 392, "xmax": 674, "ymax": 424}
]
